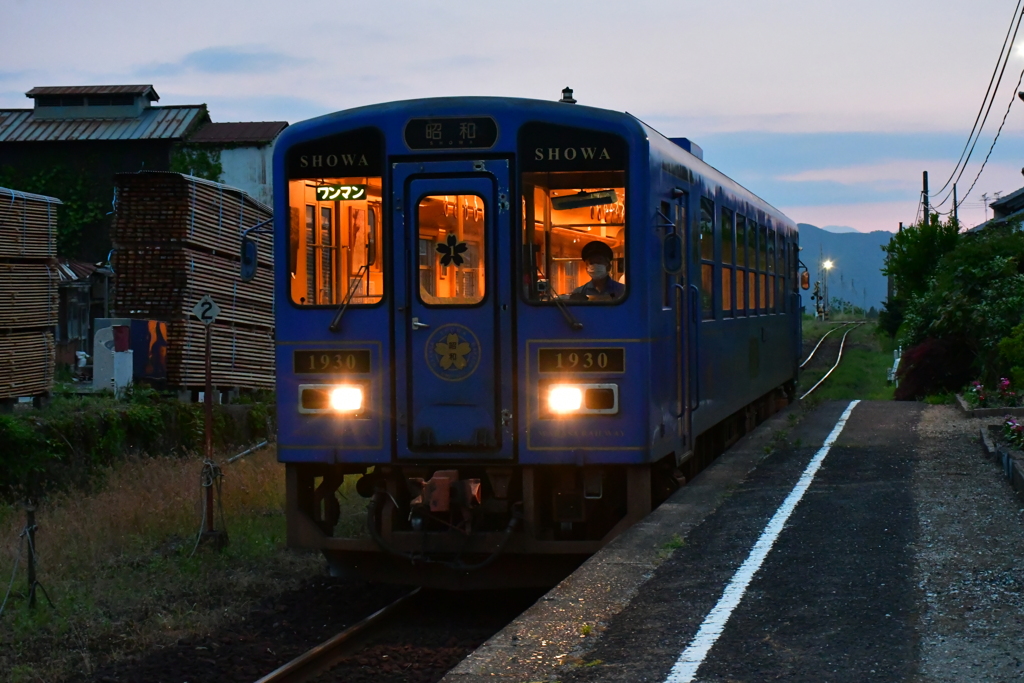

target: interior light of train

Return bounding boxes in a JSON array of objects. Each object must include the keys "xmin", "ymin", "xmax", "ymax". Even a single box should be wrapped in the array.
[
  {"xmin": 329, "ymin": 385, "xmax": 364, "ymax": 413},
  {"xmin": 548, "ymin": 385, "xmax": 584, "ymax": 414},
  {"xmin": 315, "ymin": 184, "xmax": 367, "ymax": 201}
]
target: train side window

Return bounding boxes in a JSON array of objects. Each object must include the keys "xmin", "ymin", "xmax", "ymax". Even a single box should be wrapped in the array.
[
  {"xmin": 720, "ymin": 207, "xmax": 733, "ymax": 316},
  {"xmin": 521, "ymin": 171, "xmax": 626, "ymax": 304},
  {"xmin": 758, "ymin": 223, "xmax": 768, "ymax": 311},
  {"xmin": 735, "ymin": 215, "xmax": 747, "ymax": 315},
  {"xmin": 699, "ymin": 197, "xmax": 715, "ymax": 319},
  {"xmin": 288, "ymin": 176, "xmax": 384, "ymax": 306},
  {"xmin": 767, "ymin": 227, "xmax": 776, "ymax": 312}
]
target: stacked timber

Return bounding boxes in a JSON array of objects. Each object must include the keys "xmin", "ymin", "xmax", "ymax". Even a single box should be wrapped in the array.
[
  {"xmin": 0, "ymin": 187, "xmax": 60, "ymax": 399},
  {"xmin": 111, "ymin": 172, "xmax": 274, "ymax": 389}
]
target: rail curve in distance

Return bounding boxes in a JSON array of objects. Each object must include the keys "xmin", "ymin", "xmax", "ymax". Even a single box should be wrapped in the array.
[{"xmin": 799, "ymin": 323, "xmax": 865, "ymax": 401}]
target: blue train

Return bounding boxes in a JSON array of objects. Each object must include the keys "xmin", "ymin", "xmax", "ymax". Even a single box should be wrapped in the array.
[{"xmin": 256, "ymin": 91, "xmax": 805, "ymax": 588}]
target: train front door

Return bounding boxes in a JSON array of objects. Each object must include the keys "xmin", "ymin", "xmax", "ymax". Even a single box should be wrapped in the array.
[{"xmin": 392, "ymin": 160, "xmax": 514, "ymax": 459}]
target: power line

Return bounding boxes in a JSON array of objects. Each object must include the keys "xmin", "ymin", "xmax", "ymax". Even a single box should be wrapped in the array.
[
  {"xmin": 937, "ymin": 3, "xmax": 1024, "ymax": 209},
  {"xmin": 955, "ymin": 64, "xmax": 1024, "ymax": 210},
  {"xmin": 931, "ymin": 0, "xmax": 1024, "ymax": 204}
]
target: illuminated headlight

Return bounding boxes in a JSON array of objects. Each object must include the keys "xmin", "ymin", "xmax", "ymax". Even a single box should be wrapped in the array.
[
  {"xmin": 298, "ymin": 383, "xmax": 365, "ymax": 415},
  {"xmin": 329, "ymin": 386, "xmax": 363, "ymax": 413},
  {"xmin": 544, "ymin": 383, "xmax": 619, "ymax": 416},
  {"xmin": 548, "ymin": 385, "xmax": 584, "ymax": 413}
]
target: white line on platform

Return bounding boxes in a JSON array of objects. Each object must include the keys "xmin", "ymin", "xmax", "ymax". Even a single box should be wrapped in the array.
[{"xmin": 664, "ymin": 400, "xmax": 861, "ymax": 683}]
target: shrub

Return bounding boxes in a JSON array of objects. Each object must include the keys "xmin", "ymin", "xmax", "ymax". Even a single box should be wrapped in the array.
[{"xmin": 894, "ymin": 337, "xmax": 974, "ymax": 401}]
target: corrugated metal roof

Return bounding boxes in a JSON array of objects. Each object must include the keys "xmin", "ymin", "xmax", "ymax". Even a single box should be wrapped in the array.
[
  {"xmin": 26, "ymin": 85, "xmax": 159, "ymax": 101},
  {"xmin": 0, "ymin": 105, "xmax": 206, "ymax": 142},
  {"xmin": 187, "ymin": 121, "xmax": 288, "ymax": 144}
]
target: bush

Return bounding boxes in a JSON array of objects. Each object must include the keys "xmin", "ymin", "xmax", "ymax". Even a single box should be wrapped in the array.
[
  {"xmin": 0, "ymin": 391, "xmax": 274, "ymax": 500},
  {"xmin": 894, "ymin": 337, "xmax": 974, "ymax": 401}
]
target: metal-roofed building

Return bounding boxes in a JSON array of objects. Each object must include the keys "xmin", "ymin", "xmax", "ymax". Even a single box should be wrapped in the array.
[
  {"xmin": 182, "ymin": 121, "xmax": 288, "ymax": 206},
  {"xmin": 968, "ymin": 186, "xmax": 1024, "ymax": 232},
  {"xmin": 0, "ymin": 84, "xmax": 210, "ymax": 260}
]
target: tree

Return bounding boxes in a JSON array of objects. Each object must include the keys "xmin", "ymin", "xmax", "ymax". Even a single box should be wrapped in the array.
[{"xmin": 878, "ymin": 213, "xmax": 960, "ymax": 337}]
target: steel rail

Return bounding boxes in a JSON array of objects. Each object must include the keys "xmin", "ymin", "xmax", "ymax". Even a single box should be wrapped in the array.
[
  {"xmin": 799, "ymin": 323, "xmax": 864, "ymax": 401},
  {"xmin": 253, "ymin": 587, "xmax": 422, "ymax": 683},
  {"xmin": 799, "ymin": 322, "xmax": 853, "ymax": 369}
]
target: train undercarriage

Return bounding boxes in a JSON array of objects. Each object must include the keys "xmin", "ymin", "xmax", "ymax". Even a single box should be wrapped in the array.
[{"xmin": 286, "ymin": 386, "xmax": 792, "ymax": 589}]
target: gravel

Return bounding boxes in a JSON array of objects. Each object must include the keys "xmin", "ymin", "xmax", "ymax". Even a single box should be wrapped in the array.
[{"xmin": 915, "ymin": 404, "xmax": 1024, "ymax": 680}]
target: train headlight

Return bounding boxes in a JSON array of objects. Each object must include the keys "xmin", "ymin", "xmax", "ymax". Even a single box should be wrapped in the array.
[
  {"xmin": 544, "ymin": 383, "xmax": 620, "ymax": 416},
  {"xmin": 329, "ymin": 385, "xmax": 363, "ymax": 413},
  {"xmin": 298, "ymin": 383, "xmax": 365, "ymax": 415},
  {"xmin": 548, "ymin": 385, "xmax": 584, "ymax": 413}
]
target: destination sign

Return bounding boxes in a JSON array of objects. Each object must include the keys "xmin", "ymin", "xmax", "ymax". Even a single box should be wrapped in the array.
[
  {"xmin": 294, "ymin": 349, "xmax": 371, "ymax": 374},
  {"xmin": 537, "ymin": 348, "xmax": 624, "ymax": 373},
  {"xmin": 405, "ymin": 117, "xmax": 498, "ymax": 150},
  {"xmin": 315, "ymin": 184, "xmax": 367, "ymax": 201}
]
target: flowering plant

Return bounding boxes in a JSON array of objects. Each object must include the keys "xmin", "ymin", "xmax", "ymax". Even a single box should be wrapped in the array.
[
  {"xmin": 1003, "ymin": 416, "xmax": 1024, "ymax": 449},
  {"xmin": 964, "ymin": 380, "xmax": 988, "ymax": 408},
  {"xmin": 996, "ymin": 377, "xmax": 1020, "ymax": 407}
]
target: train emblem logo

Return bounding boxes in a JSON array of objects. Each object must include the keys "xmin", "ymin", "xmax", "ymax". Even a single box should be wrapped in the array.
[{"xmin": 425, "ymin": 324, "xmax": 480, "ymax": 382}]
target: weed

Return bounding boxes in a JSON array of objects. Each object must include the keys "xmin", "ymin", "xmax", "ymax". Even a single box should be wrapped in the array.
[
  {"xmin": 0, "ymin": 446, "xmax": 322, "ymax": 682},
  {"xmin": 661, "ymin": 534, "xmax": 685, "ymax": 551},
  {"xmin": 580, "ymin": 623, "xmax": 592, "ymax": 636}
]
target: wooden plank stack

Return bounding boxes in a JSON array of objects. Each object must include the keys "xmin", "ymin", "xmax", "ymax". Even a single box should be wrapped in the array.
[
  {"xmin": 0, "ymin": 187, "xmax": 60, "ymax": 399},
  {"xmin": 111, "ymin": 172, "xmax": 275, "ymax": 389}
]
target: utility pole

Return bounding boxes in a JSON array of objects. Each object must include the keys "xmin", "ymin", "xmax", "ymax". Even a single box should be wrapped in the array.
[
  {"xmin": 922, "ymin": 171, "xmax": 929, "ymax": 223},
  {"xmin": 983, "ymin": 193, "xmax": 989, "ymax": 222},
  {"xmin": 953, "ymin": 183, "xmax": 959, "ymax": 225}
]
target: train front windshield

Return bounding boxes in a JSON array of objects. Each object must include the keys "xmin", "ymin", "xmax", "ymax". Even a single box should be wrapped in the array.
[
  {"xmin": 521, "ymin": 171, "xmax": 627, "ymax": 303},
  {"xmin": 286, "ymin": 176, "xmax": 384, "ymax": 307}
]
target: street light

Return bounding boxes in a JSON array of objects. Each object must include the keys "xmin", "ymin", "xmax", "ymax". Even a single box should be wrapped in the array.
[{"xmin": 823, "ymin": 260, "xmax": 834, "ymax": 319}]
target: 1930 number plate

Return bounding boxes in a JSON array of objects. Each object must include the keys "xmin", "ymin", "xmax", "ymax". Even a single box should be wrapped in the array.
[
  {"xmin": 294, "ymin": 350, "xmax": 371, "ymax": 374},
  {"xmin": 537, "ymin": 348, "xmax": 624, "ymax": 373}
]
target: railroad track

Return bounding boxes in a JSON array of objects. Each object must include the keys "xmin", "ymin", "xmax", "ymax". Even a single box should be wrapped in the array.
[
  {"xmin": 254, "ymin": 588, "xmax": 422, "ymax": 683},
  {"xmin": 799, "ymin": 322, "xmax": 865, "ymax": 401}
]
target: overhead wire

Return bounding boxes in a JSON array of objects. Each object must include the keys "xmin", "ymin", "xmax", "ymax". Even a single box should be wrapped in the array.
[
  {"xmin": 954, "ymin": 64, "xmax": 1024, "ymax": 209},
  {"xmin": 931, "ymin": 0, "xmax": 1023, "ymax": 202},
  {"xmin": 933, "ymin": 4, "xmax": 1024, "ymax": 212}
]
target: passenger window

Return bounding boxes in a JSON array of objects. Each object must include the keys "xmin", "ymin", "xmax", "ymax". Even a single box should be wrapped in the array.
[
  {"xmin": 521, "ymin": 171, "xmax": 626, "ymax": 304},
  {"xmin": 418, "ymin": 195, "xmax": 486, "ymax": 305},
  {"xmin": 288, "ymin": 177, "xmax": 383, "ymax": 306},
  {"xmin": 758, "ymin": 224, "xmax": 768, "ymax": 310},
  {"xmin": 720, "ymin": 208, "xmax": 733, "ymax": 315},
  {"xmin": 767, "ymin": 227, "xmax": 776, "ymax": 311},
  {"xmin": 736, "ymin": 216, "xmax": 747, "ymax": 314},
  {"xmin": 699, "ymin": 198, "xmax": 715, "ymax": 319}
]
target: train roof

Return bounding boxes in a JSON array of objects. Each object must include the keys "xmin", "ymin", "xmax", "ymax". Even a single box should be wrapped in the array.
[{"xmin": 279, "ymin": 96, "xmax": 796, "ymax": 232}]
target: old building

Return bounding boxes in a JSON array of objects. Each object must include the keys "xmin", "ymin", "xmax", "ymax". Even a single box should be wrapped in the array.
[
  {"xmin": 181, "ymin": 121, "xmax": 288, "ymax": 207},
  {"xmin": 0, "ymin": 84, "xmax": 287, "ymax": 259}
]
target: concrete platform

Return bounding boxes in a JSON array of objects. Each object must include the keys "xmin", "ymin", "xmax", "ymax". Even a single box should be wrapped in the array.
[{"xmin": 444, "ymin": 400, "xmax": 1024, "ymax": 682}]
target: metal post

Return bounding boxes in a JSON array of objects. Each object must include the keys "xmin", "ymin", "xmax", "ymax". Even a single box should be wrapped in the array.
[
  {"xmin": 204, "ymin": 322, "xmax": 214, "ymax": 532},
  {"xmin": 922, "ymin": 171, "xmax": 929, "ymax": 222},
  {"xmin": 25, "ymin": 504, "xmax": 36, "ymax": 609}
]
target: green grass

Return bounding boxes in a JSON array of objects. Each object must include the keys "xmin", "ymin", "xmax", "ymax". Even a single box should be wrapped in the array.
[{"xmin": 800, "ymin": 321, "xmax": 895, "ymax": 402}]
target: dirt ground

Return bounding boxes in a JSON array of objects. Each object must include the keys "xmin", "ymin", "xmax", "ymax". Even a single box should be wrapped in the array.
[{"xmin": 915, "ymin": 405, "xmax": 1024, "ymax": 680}]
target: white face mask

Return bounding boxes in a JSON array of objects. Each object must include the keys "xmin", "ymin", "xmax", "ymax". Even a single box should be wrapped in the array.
[{"xmin": 586, "ymin": 264, "xmax": 608, "ymax": 279}]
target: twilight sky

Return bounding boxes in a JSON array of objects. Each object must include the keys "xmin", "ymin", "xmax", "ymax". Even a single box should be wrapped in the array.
[{"xmin": 3, "ymin": 0, "xmax": 1024, "ymax": 232}]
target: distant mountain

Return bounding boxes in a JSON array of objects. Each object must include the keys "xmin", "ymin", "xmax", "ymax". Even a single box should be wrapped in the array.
[
  {"xmin": 796, "ymin": 223, "xmax": 892, "ymax": 311},
  {"xmin": 821, "ymin": 225, "xmax": 859, "ymax": 234}
]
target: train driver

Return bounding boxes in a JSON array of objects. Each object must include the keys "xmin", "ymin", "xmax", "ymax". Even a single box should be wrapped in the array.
[{"xmin": 571, "ymin": 241, "xmax": 625, "ymax": 300}]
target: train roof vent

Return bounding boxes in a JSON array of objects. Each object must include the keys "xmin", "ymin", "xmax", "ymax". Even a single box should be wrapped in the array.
[
  {"xmin": 559, "ymin": 87, "xmax": 577, "ymax": 104},
  {"xmin": 670, "ymin": 137, "xmax": 703, "ymax": 161}
]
